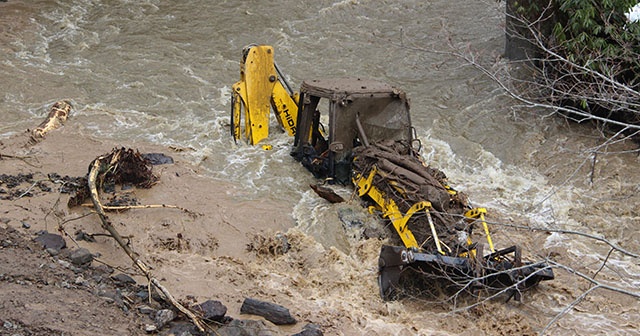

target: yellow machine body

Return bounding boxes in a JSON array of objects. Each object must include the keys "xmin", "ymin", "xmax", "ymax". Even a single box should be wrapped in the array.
[{"xmin": 231, "ymin": 45, "xmax": 299, "ymax": 145}]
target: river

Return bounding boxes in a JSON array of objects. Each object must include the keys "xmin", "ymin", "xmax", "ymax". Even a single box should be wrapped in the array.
[{"xmin": 1, "ymin": 0, "xmax": 639, "ymax": 335}]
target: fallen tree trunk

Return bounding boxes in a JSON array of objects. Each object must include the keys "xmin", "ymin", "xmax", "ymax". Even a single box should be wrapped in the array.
[
  {"xmin": 87, "ymin": 148, "xmax": 206, "ymax": 332},
  {"xmin": 352, "ymin": 141, "xmax": 470, "ymax": 253}
]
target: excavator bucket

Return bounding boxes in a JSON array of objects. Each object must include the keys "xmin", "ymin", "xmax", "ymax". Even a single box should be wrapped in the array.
[{"xmin": 378, "ymin": 245, "xmax": 554, "ymax": 300}]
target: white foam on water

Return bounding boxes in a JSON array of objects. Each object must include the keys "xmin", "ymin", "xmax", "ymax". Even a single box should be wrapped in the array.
[{"xmin": 416, "ymin": 130, "xmax": 569, "ymax": 228}]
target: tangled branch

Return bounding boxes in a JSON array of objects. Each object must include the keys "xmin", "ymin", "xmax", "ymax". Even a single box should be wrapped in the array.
[{"xmin": 87, "ymin": 148, "xmax": 206, "ymax": 332}]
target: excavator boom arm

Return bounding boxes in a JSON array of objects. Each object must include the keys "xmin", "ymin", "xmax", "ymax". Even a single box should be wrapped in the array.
[{"xmin": 231, "ymin": 45, "xmax": 299, "ymax": 145}]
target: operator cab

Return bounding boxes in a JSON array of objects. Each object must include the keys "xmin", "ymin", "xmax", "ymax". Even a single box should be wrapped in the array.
[{"xmin": 291, "ymin": 78, "xmax": 415, "ymax": 184}]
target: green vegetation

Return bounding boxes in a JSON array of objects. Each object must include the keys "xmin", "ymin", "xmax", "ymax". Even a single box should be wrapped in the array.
[
  {"xmin": 552, "ymin": 0, "xmax": 640, "ymax": 78},
  {"xmin": 510, "ymin": 0, "xmax": 640, "ymax": 131}
]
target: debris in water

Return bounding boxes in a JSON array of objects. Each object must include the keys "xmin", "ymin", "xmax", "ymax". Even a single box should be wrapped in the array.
[{"xmin": 310, "ymin": 183, "xmax": 345, "ymax": 203}]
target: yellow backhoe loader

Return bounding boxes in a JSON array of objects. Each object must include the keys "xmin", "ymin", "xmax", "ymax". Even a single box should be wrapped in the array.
[{"xmin": 230, "ymin": 44, "xmax": 553, "ymax": 300}]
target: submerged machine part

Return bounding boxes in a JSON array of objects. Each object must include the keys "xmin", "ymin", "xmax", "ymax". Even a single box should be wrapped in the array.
[
  {"xmin": 378, "ymin": 245, "xmax": 555, "ymax": 300},
  {"xmin": 230, "ymin": 44, "xmax": 554, "ymax": 301},
  {"xmin": 291, "ymin": 78, "xmax": 414, "ymax": 184},
  {"xmin": 351, "ymin": 141, "xmax": 553, "ymax": 300}
]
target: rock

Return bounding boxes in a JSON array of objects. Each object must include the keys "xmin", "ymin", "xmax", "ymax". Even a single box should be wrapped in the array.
[
  {"xmin": 216, "ymin": 319, "xmax": 279, "ymax": 336},
  {"xmin": 149, "ymin": 287, "xmax": 166, "ymax": 303},
  {"xmin": 111, "ymin": 273, "xmax": 136, "ymax": 286},
  {"xmin": 21, "ymin": 221, "xmax": 30, "ymax": 229},
  {"xmin": 292, "ymin": 323, "xmax": 323, "ymax": 336},
  {"xmin": 142, "ymin": 153, "xmax": 174, "ymax": 165},
  {"xmin": 154, "ymin": 309, "xmax": 175, "ymax": 329},
  {"xmin": 1, "ymin": 239, "xmax": 13, "ymax": 248},
  {"xmin": 137, "ymin": 305, "xmax": 155, "ymax": 315},
  {"xmin": 136, "ymin": 289, "xmax": 149, "ymax": 301},
  {"xmin": 362, "ymin": 226, "xmax": 385, "ymax": 240},
  {"xmin": 3, "ymin": 320, "xmax": 15, "ymax": 329},
  {"xmin": 193, "ymin": 300, "xmax": 227, "ymax": 322},
  {"xmin": 57, "ymin": 259, "xmax": 72, "ymax": 269},
  {"xmin": 45, "ymin": 248, "xmax": 60, "ymax": 256},
  {"xmin": 337, "ymin": 207, "xmax": 364, "ymax": 228},
  {"xmin": 33, "ymin": 232, "xmax": 66, "ymax": 253},
  {"xmin": 240, "ymin": 298, "xmax": 297, "ymax": 325},
  {"xmin": 92, "ymin": 275, "xmax": 104, "ymax": 284},
  {"xmin": 69, "ymin": 248, "xmax": 93, "ymax": 265},
  {"xmin": 166, "ymin": 322, "xmax": 199, "ymax": 336},
  {"xmin": 97, "ymin": 289, "xmax": 122, "ymax": 306},
  {"xmin": 92, "ymin": 264, "xmax": 114, "ymax": 275},
  {"xmin": 75, "ymin": 230, "xmax": 96, "ymax": 242},
  {"xmin": 338, "ymin": 206, "xmax": 386, "ymax": 239},
  {"xmin": 144, "ymin": 324, "xmax": 157, "ymax": 333},
  {"xmin": 74, "ymin": 275, "xmax": 89, "ymax": 286}
]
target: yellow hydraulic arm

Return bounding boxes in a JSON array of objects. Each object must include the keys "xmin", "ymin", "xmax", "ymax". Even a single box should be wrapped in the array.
[
  {"xmin": 353, "ymin": 167, "xmax": 446, "ymax": 253},
  {"xmin": 354, "ymin": 165, "xmax": 497, "ymax": 258},
  {"xmin": 231, "ymin": 45, "xmax": 299, "ymax": 145}
]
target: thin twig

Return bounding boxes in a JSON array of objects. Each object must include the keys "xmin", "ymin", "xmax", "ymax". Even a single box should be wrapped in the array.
[
  {"xmin": 79, "ymin": 202, "xmax": 199, "ymax": 216},
  {"xmin": 15, "ymin": 180, "xmax": 45, "ymax": 199},
  {"xmin": 0, "ymin": 153, "xmax": 41, "ymax": 168},
  {"xmin": 488, "ymin": 220, "xmax": 639, "ymax": 259},
  {"xmin": 541, "ymin": 260, "xmax": 640, "ymax": 334}
]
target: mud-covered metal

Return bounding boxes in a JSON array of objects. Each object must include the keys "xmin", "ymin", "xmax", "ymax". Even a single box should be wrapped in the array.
[
  {"xmin": 289, "ymin": 77, "xmax": 554, "ymax": 300},
  {"xmin": 378, "ymin": 245, "xmax": 554, "ymax": 301},
  {"xmin": 351, "ymin": 141, "xmax": 554, "ymax": 300},
  {"xmin": 291, "ymin": 78, "xmax": 413, "ymax": 184}
]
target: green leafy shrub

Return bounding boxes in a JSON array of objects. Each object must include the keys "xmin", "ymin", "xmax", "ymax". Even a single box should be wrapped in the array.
[
  {"xmin": 510, "ymin": 0, "xmax": 640, "ymax": 129},
  {"xmin": 552, "ymin": 0, "xmax": 640, "ymax": 79}
]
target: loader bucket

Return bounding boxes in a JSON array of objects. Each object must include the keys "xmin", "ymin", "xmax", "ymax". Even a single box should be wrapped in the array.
[{"xmin": 378, "ymin": 245, "xmax": 554, "ymax": 301}]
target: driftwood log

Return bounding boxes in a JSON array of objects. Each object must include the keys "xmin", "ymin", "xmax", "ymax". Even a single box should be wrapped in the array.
[
  {"xmin": 29, "ymin": 100, "xmax": 72, "ymax": 144},
  {"xmin": 240, "ymin": 298, "xmax": 297, "ymax": 325},
  {"xmin": 87, "ymin": 148, "xmax": 206, "ymax": 332},
  {"xmin": 309, "ymin": 183, "xmax": 345, "ymax": 203}
]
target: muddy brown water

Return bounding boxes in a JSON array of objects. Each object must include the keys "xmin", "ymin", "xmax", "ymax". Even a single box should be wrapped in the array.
[{"xmin": 1, "ymin": 0, "xmax": 639, "ymax": 335}]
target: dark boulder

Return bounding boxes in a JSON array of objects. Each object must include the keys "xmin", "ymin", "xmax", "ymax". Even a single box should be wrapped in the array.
[
  {"xmin": 240, "ymin": 298, "xmax": 296, "ymax": 325},
  {"xmin": 111, "ymin": 273, "xmax": 136, "ymax": 286},
  {"xmin": 193, "ymin": 299, "xmax": 227, "ymax": 322},
  {"xmin": 142, "ymin": 153, "xmax": 174, "ymax": 165},
  {"xmin": 216, "ymin": 319, "xmax": 278, "ymax": 336},
  {"xmin": 291, "ymin": 323, "xmax": 323, "ymax": 336},
  {"xmin": 69, "ymin": 248, "xmax": 93, "ymax": 265},
  {"xmin": 33, "ymin": 231, "xmax": 66, "ymax": 253}
]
